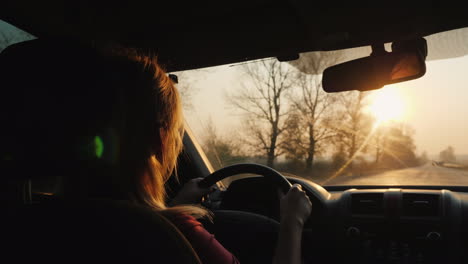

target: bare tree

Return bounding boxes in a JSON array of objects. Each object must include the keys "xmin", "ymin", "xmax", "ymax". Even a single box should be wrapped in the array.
[
  {"xmin": 282, "ymin": 111, "xmax": 306, "ymax": 164},
  {"xmin": 372, "ymin": 126, "xmax": 385, "ymax": 164},
  {"xmin": 171, "ymin": 70, "xmax": 204, "ymax": 111},
  {"xmin": 333, "ymin": 91, "xmax": 373, "ymax": 167},
  {"xmin": 285, "ymin": 54, "xmax": 340, "ymax": 169},
  {"xmin": 201, "ymin": 118, "xmax": 247, "ymax": 170},
  {"xmin": 379, "ymin": 123, "xmax": 418, "ymax": 168},
  {"xmin": 419, "ymin": 151, "xmax": 429, "ymax": 165},
  {"xmin": 440, "ymin": 146, "xmax": 456, "ymax": 163},
  {"xmin": 369, "ymin": 122, "xmax": 419, "ymax": 169},
  {"xmin": 228, "ymin": 59, "xmax": 294, "ymax": 167}
]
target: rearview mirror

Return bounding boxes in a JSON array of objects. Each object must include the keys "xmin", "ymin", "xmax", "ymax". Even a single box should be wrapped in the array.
[{"xmin": 322, "ymin": 38, "xmax": 427, "ymax": 93}]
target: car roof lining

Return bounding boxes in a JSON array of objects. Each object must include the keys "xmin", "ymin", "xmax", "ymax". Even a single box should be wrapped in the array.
[{"xmin": 2, "ymin": 1, "xmax": 468, "ymax": 72}]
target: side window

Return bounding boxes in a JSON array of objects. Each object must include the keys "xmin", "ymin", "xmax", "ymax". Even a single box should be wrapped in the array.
[
  {"xmin": 0, "ymin": 20, "xmax": 36, "ymax": 52},
  {"xmin": 0, "ymin": 20, "xmax": 52, "ymax": 196}
]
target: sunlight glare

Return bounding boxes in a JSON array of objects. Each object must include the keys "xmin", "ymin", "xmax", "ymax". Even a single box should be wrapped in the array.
[{"xmin": 369, "ymin": 87, "xmax": 405, "ymax": 124}]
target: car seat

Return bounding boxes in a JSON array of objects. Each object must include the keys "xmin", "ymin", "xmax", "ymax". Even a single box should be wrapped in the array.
[{"xmin": 0, "ymin": 39, "xmax": 201, "ymax": 264}]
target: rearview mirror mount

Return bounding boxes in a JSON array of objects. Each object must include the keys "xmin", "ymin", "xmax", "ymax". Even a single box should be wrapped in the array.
[{"xmin": 322, "ymin": 38, "xmax": 427, "ymax": 93}]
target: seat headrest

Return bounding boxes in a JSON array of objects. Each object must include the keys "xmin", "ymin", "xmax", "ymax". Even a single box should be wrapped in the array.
[{"xmin": 0, "ymin": 39, "xmax": 119, "ymax": 181}]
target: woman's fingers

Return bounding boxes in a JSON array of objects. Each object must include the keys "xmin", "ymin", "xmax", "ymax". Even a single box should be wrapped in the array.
[
  {"xmin": 290, "ymin": 184, "xmax": 306, "ymax": 195},
  {"xmin": 197, "ymin": 178, "xmax": 216, "ymax": 191},
  {"xmin": 192, "ymin": 177, "xmax": 213, "ymax": 192},
  {"xmin": 279, "ymin": 183, "xmax": 313, "ymax": 226},
  {"xmin": 291, "ymin": 183, "xmax": 302, "ymax": 189}
]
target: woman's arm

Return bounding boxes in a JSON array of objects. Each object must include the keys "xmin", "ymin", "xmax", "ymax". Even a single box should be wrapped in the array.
[
  {"xmin": 169, "ymin": 177, "xmax": 214, "ymax": 206},
  {"xmin": 171, "ymin": 179, "xmax": 312, "ymax": 264},
  {"xmin": 168, "ymin": 178, "xmax": 239, "ymax": 263},
  {"xmin": 273, "ymin": 184, "xmax": 312, "ymax": 264},
  {"xmin": 171, "ymin": 213, "xmax": 240, "ymax": 264}
]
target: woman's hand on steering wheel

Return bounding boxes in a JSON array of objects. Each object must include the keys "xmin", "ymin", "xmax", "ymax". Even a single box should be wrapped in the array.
[
  {"xmin": 280, "ymin": 184, "xmax": 313, "ymax": 227},
  {"xmin": 274, "ymin": 184, "xmax": 313, "ymax": 264},
  {"xmin": 170, "ymin": 178, "xmax": 215, "ymax": 206}
]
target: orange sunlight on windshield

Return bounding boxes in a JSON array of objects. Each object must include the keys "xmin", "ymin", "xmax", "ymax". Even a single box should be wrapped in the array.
[{"xmin": 369, "ymin": 87, "xmax": 405, "ymax": 125}]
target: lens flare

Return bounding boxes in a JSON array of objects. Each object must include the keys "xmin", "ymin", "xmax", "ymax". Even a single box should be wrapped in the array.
[{"xmin": 94, "ymin": 136, "xmax": 104, "ymax": 158}]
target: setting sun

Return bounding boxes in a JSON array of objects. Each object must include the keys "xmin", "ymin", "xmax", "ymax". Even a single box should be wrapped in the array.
[{"xmin": 369, "ymin": 87, "xmax": 405, "ymax": 124}]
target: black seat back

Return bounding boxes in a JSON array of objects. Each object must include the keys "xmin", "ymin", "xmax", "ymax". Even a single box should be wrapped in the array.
[
  {"xmin": 3, "ymin": 199, "xmax": 201, "ymax": 263},
  {"xmin": 0, "ymin": 39, "xmax": 201, "ymax": 264}
]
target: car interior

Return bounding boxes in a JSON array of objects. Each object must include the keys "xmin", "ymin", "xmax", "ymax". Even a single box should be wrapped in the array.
[{"xmin": 2, "ymin": 2, "xmax": 468, "ymax": 264}]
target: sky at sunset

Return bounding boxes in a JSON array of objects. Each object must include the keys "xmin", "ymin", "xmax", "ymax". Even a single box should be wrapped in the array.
[
  {"xmin": 180, "ymin": 54, "xmax": 468, "ymax": 158},
  {"xmin": 2, "ymin": 19, "xmax": 468, "ymax": 159}
]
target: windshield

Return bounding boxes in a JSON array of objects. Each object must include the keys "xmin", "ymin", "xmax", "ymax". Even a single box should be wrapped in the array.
[{"xmin": 177, "ymin": 27, "xmax": 468, "ymax": 187}]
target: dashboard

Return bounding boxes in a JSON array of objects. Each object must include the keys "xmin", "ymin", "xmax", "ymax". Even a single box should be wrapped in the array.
[
  {"xmin": 323, "ymin": 188, "xmax": 458, "ymax": 263},
  {"xmin": 213, "ymin": 176, "xmax": 468, "ymax": 264}
]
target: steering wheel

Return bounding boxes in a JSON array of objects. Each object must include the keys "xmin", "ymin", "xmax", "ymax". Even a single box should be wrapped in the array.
[
  {"xmin": 198, "ymin": 163, "xmax": 330, "ymax": 263},
  {"xmin": 198, "ymin": 163, "xmax": 293, "ymax": 262},
  {"xmin": 198, "ymin": 163, "xmax": 292, "ymax": 194},
  {"xmin": 199, "ymin": 163, "xmax": 330, "ymax": 217}
]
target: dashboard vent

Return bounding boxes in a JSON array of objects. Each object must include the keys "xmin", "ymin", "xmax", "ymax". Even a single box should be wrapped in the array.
[
  {"xmin": 402, "ymin": 193, "xmax": 440, "ymax": 217},
  {"xmin": 352, "ymin": 193, "xmax": 384, "ymax": 215}
]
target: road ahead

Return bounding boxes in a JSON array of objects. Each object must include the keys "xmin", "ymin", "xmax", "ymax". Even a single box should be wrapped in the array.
[{"xmin": 326, "ymin": 163, "xmax": 468, "ymax": 186}]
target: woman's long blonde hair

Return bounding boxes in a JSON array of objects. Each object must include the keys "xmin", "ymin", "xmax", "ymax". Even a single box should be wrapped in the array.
[{"xmin": 101, "ymin": 48, "xmax": 209, "ymax": 219}]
